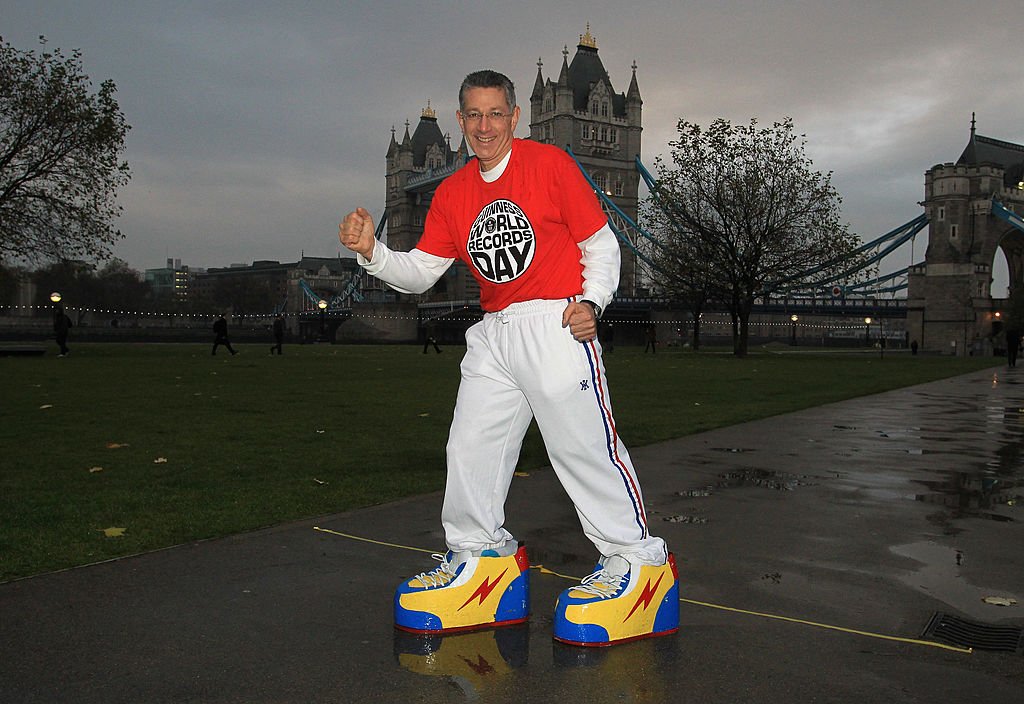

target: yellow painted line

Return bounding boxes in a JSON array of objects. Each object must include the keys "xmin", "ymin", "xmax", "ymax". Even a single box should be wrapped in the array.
[
  {"xmin": 680, "ymin": 597, "xmax": 972, "ymax": 654},
  {"xmin": 314, "ymin": 528, "xmax": 972, "ymax": 654},
  {"xmin": 313, "ymin": 526, "xmax": 435, "ymax": 554}
]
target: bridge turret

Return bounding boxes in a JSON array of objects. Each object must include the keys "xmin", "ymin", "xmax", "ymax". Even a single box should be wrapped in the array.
[{"xmin": 909, "ymin": 119, "xmax": 1024, "ymax": 354}]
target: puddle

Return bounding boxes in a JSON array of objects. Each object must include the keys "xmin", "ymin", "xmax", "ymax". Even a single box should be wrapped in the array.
[
  {"xmin": 915, "ymin": 472, "xmax": 1018, "ymax": 521},
  {"xmin": 716, "ymin": 469, "xmax": 812, "ymax": 491},
  {"xmin": 875, "ymin": 428, "xmax": 922, "ymax": 440},
  {"xmin": 890, "ymin": 541, "xmax": 1020, "ymax": 621}
]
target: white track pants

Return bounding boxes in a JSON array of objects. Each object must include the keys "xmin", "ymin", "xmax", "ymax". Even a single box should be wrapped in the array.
[{"xmin": 442, "ymin": 299, "xmax": 667, "ymax": 565}]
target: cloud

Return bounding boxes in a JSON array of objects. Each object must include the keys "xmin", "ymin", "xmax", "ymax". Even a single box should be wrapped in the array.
[{"xmin": 3, "ymin": 0, "xmax": 1022, "ymax": 274}]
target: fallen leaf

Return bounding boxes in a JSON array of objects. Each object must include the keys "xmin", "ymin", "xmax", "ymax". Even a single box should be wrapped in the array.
[
  {"xmin": 313, "ymin": 478, "xmax": 327, "ymax": 485},
  {"xmin": 39, "ymin": 404, "xmax": 54, "ymax": 410},
  {"xmin": 982, "ymin": 596, "xmax": 1018, "ymax": 607},
  {"xmin": 106, "ymin": 442, "xmax": 129, "ymax": 449},
  {"xmin": 514, "ymin": 471, "xmax": 530, "ymax": 477},
  {"xmin": 315, "ymin": 429, "xmax": 325, "ymax": 434},
  {"xmin": 419, "ymin": 413, "xmax": 430, "ymax": 417},
  {"xmin": 100, "ymin": 527, "xmax": 126, "ymax": 538},
  {"xmin": 153, "ymin": 457, "xmax": 168, "ymax": 464},
  {"xmin": 88, "ymin": 466, "xmax": 104, "ymax": 473}
]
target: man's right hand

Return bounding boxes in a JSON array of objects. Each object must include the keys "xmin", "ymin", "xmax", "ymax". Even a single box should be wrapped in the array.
[{"xmin": 339, "ymin": 207, "xmax": 376, "ymax": 259}]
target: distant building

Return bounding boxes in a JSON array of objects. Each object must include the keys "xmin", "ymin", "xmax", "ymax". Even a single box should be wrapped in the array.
[{"xmin": 145, "ymin": 258, "xmax": 200, "ymax": 303}]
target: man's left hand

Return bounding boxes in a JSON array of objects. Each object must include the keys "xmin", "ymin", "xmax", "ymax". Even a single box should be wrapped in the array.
[{"xmin": 562, "ymin": 301, "xmax": 598, "ymax": 343}]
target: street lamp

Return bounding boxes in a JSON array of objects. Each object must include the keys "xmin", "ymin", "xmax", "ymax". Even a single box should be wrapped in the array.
[
  {"xmin": 864, "ymin": 316, "xmax": 872, "ymax": 347},
  {"xmin": 49, "ymin": 291, "xmax": 62, "ymax": 303},
  {"xmin": 790, "ymin": 314, "xmax": 798, "ymax": 346}
]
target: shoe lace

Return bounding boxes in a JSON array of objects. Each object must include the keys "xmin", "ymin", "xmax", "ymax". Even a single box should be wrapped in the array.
[
  {"xmin": 414, "ymin": 552, "xmax": 459, "ymax": 588},
  {"xmin": 572, "ymin": 567, "xmax": 627, "ymax": 599}
]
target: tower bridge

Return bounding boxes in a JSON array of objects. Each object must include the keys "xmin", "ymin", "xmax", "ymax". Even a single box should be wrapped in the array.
[{"xmin": 315, "ymin": 29, "xmax": 1024, "ymax": 355}]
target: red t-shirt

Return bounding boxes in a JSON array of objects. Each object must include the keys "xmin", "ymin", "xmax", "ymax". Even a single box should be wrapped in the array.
[{"xmin": 416, "ymin": 139, "xmax": 607, "ymax": 312}]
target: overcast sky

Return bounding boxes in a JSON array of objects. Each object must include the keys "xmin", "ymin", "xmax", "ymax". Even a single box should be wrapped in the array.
[{"xmin": 4, "ymin": 0, "xmax": 1022, "ymax": 286}]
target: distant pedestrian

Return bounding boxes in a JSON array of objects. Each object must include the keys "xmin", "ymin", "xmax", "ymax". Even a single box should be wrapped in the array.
[
  {"xmin": 910, "ymin": 340, "xmax": 918, "ymax": 356},
  {"xmin": 212, "ymin": 315, "xmax": 237, "ymax": 356},
  {"xmin": 422, "ymin": 321, "xmax": 442, "ymax": 354},
  {"xmin": 644, "ymin": 324, "xmax": 658, "ymax": 354},
  {"xmin": 271, "ymin": 314, "xmax": 285, "ymax": 355},
  {"xmin": 601, "ymin": 322, "xmax": 614, "ymax": 353},
  {"xmin": 53, "ymin": 305, "xmax": 72, "ymax": 357},
  {"xmin": 1007, "ymin": 329, "xmax": 1020, "ymax": 368}
]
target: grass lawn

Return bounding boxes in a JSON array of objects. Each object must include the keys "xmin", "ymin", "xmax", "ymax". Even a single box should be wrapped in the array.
[{"xmin": 0, "ymin": 342, "xmax": 998, "ymax": 581}]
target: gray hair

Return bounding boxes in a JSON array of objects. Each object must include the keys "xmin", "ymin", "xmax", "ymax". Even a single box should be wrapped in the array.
[{"xmin": 459, "ymin": 70, "xmax": 516, "ymax": 112}]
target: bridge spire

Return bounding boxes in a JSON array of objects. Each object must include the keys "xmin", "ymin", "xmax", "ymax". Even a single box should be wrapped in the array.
[
  {"xmin": 579, "ymin": 23, "xmax": 597, "ymax": 49},
  {"xmin": 532, "ymin": 57, "xmax": 545, "ymax": 102}
]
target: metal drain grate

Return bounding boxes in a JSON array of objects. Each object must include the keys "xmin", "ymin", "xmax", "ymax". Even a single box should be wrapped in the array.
[{"xmin": 922, "ymin": 612, "xmax": 1024, "ymax": 653}]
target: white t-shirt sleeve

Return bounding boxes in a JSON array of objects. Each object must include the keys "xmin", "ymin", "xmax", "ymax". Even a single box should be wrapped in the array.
[
  {"xmin": 357, "ymin": 241, "xmax": 454, "ymax": 294},
  {"xmin": 578, "ymin": 222, "xmax": 620, "ymax": 312}
]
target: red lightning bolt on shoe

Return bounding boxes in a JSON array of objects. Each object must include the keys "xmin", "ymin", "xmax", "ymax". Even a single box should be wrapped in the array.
[
  {"xmin": 459, "ymin": 568, "xmax": 509, "ymax": 610},
  {"xmin": 624, "ymin": 573, "xmax": 665, "ymax": 622}
]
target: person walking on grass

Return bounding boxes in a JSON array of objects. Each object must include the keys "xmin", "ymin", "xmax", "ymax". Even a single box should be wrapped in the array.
[
  {"xmin": 271, "ymin": 314, "xmax": 285, "ymax": 355},
  {"xmin": 212, "ymin": 314, "xmax": 237, "ymax": 356},
  {"xmin": 53, "ymin": 305, "xmax": 72, "ymax": 357}
]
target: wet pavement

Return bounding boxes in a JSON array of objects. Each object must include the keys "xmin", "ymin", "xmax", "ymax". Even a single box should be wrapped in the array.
[{"xmin": 3, "ymin": 366, "xmax": 1023, "ymax": 703}]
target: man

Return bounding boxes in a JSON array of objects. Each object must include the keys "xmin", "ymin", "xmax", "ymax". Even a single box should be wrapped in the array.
[
  {"xmin": 339, "ymin": 70, "xmax": 677, "ymax": 647},
  {"xmin": 271, "ymin": 314, "xmax": 285, "ymax": 355},
  {"xmin": 211, "ymin": 314, "xmax": 237, "ymax": 356},
  {"xmin": 53, "ymin": 305, "xmax": 71, "ymax": 357}
]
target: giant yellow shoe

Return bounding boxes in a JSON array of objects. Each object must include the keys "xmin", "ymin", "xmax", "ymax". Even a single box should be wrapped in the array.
[
  {"xmin": 553, "ymin": 553, "xmax": 679, "ymax": 646},
  {"xmin": 394, "ymin": 545, "xmax": 530, "ymax": 633}
]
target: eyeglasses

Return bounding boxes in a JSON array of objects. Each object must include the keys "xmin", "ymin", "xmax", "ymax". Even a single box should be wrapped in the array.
[{"xmin": 460, "ymin": 110, "xmax": 513, "ymax": 123}]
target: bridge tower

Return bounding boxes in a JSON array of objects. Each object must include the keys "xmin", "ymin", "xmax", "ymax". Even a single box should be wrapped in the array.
[
  {"xmin": 907, "ymin": 118, "xmax": 1024, "ymax": 355},
  {"xmin": 383, "ymin": 104, "xmax": 478, "ymax": 302},
  {"xmin": 529, "ymin": 26, "xmax": 643, "ymax": 295},
  {"xmin": 384, "ymin": 104, "xmax": 463, "ymax": 254}
]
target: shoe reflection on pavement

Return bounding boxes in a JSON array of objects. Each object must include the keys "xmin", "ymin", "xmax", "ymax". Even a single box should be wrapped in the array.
[
  {"xmin": 394, "ymin": 623, "xmax": 529, "ymax": 698},
  {"xmin": 552, "ymin": 635, "xmax": 678, "ymax": 701}
]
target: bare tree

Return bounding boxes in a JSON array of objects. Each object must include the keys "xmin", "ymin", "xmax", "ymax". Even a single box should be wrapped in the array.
[
  {"xmin": 0, "ymin": 36, "xmax": 130, "ymax": 263},
  {"xmin": 647, "ymin": 117, "xmax": 859, "ymax": 356},
  {"xmin": 640, "ymin": 199, "xmax": 718, "ymax": 350}
]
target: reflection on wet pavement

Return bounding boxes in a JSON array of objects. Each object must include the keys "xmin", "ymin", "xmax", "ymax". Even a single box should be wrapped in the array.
[
  {"xmin": 394, "ymin": 625, "xmax": 529, "ymax": 699},
  {"xmin": 394, "ymin": 624, "xmax": 679, "ymax": 702},
  {"xmin": 716, "ymin": 373, "xmax": 1023, "ymax": 520}
]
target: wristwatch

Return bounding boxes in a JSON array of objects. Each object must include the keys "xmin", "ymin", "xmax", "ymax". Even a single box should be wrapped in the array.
[{"xmin": 581, "ymin": 299, "xmax": 603, "ymax": 319}]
